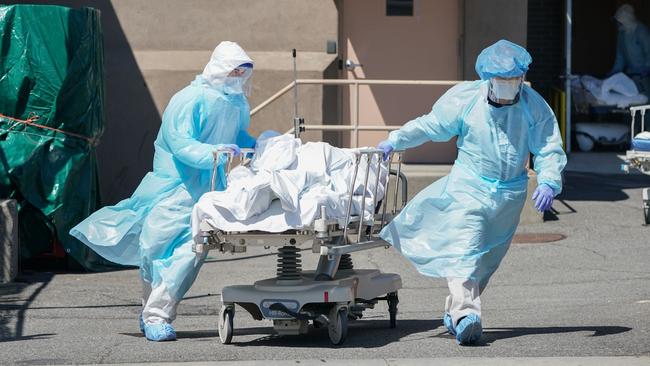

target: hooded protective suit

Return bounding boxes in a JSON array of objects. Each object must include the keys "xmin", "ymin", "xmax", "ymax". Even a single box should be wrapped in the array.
[
  {"xmin": 70, "ymin": 41, "xmax": 256, "ymax": 325},
  {"xmin": 610, "ymin": 4, "xmax": 650, "ymax": 94},
  {"xmin": 379, "ymin": 40, "xmax": 566, "ymax": 330}
]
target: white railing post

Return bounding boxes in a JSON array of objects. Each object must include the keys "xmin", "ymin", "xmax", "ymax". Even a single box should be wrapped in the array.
[
  {"xmin": 355, "ymin": 82, "xmax": 360, "ymax": 148},
  {"xmin": 642, "ymin": 109, "xmax": 646, "ymax": 132}
]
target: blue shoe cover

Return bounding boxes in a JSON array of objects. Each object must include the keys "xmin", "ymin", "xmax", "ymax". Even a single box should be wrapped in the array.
[
  {"xmin": 455, "ymin": 314, "xmax": 482, "ymax": 345},
  {"xmin": 139, "ymin": 314, "xmax": 145, "ymax": 334},
  {"xmin": 144, "ymin": 323, "xmax": 177, "ymax": 342},
  {"xmin": 443, "ymin": 312, "xmax": 456, "ymax": 335}
]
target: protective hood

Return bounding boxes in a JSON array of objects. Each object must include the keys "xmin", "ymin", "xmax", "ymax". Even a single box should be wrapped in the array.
[
  {"xmin": 614, "ymin": 4, "xmax": 637, "ymax": 31},
  {"xmin": 475, "ymin": 39, "xmax": 532, "ymax": 80},
  {"xmin": 202, "ymin": 41, "xmax": 254, "ymax": 89}
]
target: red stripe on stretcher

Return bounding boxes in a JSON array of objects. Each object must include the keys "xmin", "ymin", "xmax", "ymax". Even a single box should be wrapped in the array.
[{"xmin": 324, "ymin": 291, "xmax": 329, "ymax": 303}]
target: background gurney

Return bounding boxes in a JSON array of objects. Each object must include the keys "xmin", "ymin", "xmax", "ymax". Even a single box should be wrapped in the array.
[{"xmin": 623, "ymin": 105, "xmax": 650, "ymax": 224}]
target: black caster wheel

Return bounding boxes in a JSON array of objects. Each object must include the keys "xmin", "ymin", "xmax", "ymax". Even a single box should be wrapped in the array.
[
  {"xmin": 328, "ymin": 306, "xmax": 349, "ymax": 345},
  {"xmin": 387, "ymin": 291, "xmax": 399, "ymax": 329},
  {"xmin": 218, "ymin": 305, "xmax": 234, "ymax": 344}
]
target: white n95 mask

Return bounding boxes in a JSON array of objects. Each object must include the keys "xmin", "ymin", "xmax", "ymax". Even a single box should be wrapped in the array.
[
  {"xmin": 490, "ymin": 78, "xmax": 522, "ymax": 102},
  {"xmin": 223, "ymin": 77, "xmax": 245, "ymax": 95}
]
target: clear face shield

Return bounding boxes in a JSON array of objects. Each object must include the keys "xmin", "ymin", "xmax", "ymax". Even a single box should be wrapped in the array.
[
  {"xmin": 223, "ymin": 66, "xmax": 253, "ymax": 96},
  {"xmin": 488, "ymin": 76, "xmax": 523, "ymax": 105}
]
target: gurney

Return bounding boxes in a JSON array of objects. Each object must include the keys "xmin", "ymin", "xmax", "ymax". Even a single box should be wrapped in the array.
[
  {"xmin": 192, "ymin": 146, "xmax": 407, "ymax": 345},
  {"xmin": 622, "ymin": 105, "xmax": 650, "ymax": 224}
]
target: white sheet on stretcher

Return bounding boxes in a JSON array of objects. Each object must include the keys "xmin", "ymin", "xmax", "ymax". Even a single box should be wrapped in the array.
[
  {"xmin": 191, "ymin": 134, "xmax": 388, "ymax": 238},
  {"xmin": 579, "ymin": 73, "xmax": 648, "ymax": 108}
]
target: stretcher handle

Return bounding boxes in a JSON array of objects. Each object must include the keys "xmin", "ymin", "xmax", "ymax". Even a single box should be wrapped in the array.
[
  {"xmin": 380, "ymin": 151, "xmax": 404, "ymax": 232},
  {"xmin": 210, "ymin": 148, "xmax": 255, "ymax": 191},
  {"xmin": 341, "ymin": 149, "xmax": 399, "ymax": 243}
]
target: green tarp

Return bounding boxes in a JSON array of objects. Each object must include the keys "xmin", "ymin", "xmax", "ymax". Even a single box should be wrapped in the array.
[{"xmin": 0, "ymin": 5, "xmax": 117, "ymax": 270}]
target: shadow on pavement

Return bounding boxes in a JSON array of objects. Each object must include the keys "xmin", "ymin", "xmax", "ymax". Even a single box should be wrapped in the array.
[
  {"xmin": 227, "ymin": 319, "xmax": 442, "ymax": 348},
  {"xmin": 431, "ymin": 325, "xmax": 633, "ymax": 347},
  {"xmin": 0, "ymin": 272, "xmax": 54, "ymax": 342},
  {"xmin": 119, "ymin": 319, "xmax": 443, "ymax": 347},
  {"xmin": 0, "ymin": 293, "xmax": 218, "ymax": 312},
  {"xmin": 560, "ymin": 172, "xmax": 650, "ymax": 202},
  {"xmin": 483, "ymin": 325, "xmax": 632, "ymax": 341},
  {"xmin": 120, "ymin": 326, "xmax": 275, "ymax": 339},
  {"xmin": 0, "ymin": 333, "xmax": 56, "ymax": 342}
]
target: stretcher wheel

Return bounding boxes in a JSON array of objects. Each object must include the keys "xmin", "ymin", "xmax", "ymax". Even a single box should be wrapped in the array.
[
  {"xmin": 328, "ymin": 306, "xmax": 348, "ymax": 345},
  {"xmin": 387, "ymin": 291, "xmax": 399, "ymax": 329},
  {"xmin": 218, "ymin": 305, "xmax": 234, "ymax": 344}
]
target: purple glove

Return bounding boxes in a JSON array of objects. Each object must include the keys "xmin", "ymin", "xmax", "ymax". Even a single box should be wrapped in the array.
[
  {"xmin": 377, "ymin": 140, "xmax": 394, "ymax": 161},
  {"xmin": 219, "ymin": 143, "xmax": 241, "ymax": 157},
  {"xmin": 532, "ymin": 184, "xmax": 554, "ymax": 212}
]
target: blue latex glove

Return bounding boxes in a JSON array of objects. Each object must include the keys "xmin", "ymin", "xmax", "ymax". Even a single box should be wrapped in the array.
[
  {"xmin": 219, "ymin": 143, "xmax": 241, "ymax": 157},
  {"xmin": 377, "ymin": 140, "xmax": 394, "ymax": 161},
  {"xmin": 531, "ymin": 184, "xmax": 554, "ymax": 212}
]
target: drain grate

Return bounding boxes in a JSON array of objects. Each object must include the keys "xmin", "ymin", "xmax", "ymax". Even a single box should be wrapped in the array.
[{"xmin": 512, "ymin": 233, "xmax": 566, "ymax": 244}]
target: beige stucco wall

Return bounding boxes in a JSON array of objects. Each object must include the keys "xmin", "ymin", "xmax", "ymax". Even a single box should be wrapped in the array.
[{"xmin": 109, "ymin": 0, "xmax": 337, "ymax": 52}]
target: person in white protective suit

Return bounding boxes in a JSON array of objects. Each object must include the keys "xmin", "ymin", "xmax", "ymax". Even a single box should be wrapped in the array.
[
  {"xmin": 376, "ymin": 40, "xmax": 567, "ymax": 345},
  {"xmin": 70, "ymin": 41, "xmax": 257, "ymax": 341}
]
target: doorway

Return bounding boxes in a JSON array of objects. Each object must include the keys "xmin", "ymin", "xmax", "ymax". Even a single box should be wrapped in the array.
[{"xmin": 339, "ymin": 0, "xmax": 461, "ymax": 163}]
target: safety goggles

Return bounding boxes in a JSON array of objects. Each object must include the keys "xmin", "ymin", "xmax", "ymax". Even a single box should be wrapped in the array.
[{"xmin": 229, "ymin": 65, "xmax": 253, "ymax": 77}]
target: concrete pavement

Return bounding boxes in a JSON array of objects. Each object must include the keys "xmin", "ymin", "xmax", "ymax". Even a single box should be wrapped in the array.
[
  {"xmin": 88, "ymin": 357, "xmax": 650, "ymax": 366},
  {"xmin": 1, "ymin": 170, "xmax": 650, "ymax": 364}
]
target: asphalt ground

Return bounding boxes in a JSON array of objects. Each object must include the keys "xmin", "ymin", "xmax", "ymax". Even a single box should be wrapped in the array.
[{"xmin": 1, "ymin": 171, "xmax": 649, "ymax": 364}]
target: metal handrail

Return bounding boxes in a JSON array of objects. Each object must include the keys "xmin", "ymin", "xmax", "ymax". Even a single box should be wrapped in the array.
[{"xmin": 250, "ymin": 78, "xmax": 464, "ymax": 147}]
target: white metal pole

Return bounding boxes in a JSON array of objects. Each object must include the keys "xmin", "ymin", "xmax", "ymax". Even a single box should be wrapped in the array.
[
  {"xmin": 355, "ymin": 83, "xmax": 360, "ymax": 148},
  {"xmin": 565, "ymin": 0, "xmax": 572, "ymax": 153}
]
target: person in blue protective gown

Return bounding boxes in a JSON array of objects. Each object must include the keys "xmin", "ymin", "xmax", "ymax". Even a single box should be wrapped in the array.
[
  {"xmin": 70, "ymin": 41, "xmax": 257, "ymax": 341},
  {"xmin": 376, "ymin": 40, "xmax": 566, "ymax": 345},
  {"xmin": 609, "ymin": 4, "xmax": 650, "ymax": 95}
]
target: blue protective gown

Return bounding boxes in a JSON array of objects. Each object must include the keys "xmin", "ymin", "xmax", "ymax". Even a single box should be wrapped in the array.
[
  {"xmin": 380, "ymin": 80, "xmax": 566, "ymax": 289},
  {"xmin": 611, "ymin": 24, "xmax": 650, "ymax": 94},
  {"xmin": 612, "ymin": 24, "xmax": 650, "ymax": 76},
  {"xmin": 70, "ymin": 75, "xmax": 256, "ymax": 300}
]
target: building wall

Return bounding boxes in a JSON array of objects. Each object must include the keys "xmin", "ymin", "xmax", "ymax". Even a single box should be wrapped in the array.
[
  {"xmin": 108, "ymin": 0, "xmax": 336, "ymax": 52},
  {"xmin": 526, "ymin": 0, "xmax": 564, "ymax": 96},
  {"xmin": 462, "ymin": 0, "xmax": 528, "ymax": 80},
  {"xmin": 339, "ymin": 0, "xmax": 461, "ymax": 163},
  {"xmin": 4, "ymin": 0, "xmax": 338, "ymax": 204}
]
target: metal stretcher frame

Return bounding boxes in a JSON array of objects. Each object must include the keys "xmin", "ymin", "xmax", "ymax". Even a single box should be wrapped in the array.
[
  {"xmin": 194, "ymin": 146, "xmax": 408, "ymax": 258},
  {"xmin": 623, "ymin": 105, "xmax": 650, "ymax": 225},
  {"xmin": 192, "ymin": 145, "xmax": 408, "ymax": 345}
]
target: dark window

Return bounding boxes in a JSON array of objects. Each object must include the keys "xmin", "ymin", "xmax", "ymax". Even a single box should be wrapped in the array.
[{"xmin": 387, "ymin": 0, "xmax": 413, "ymax": 16}]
